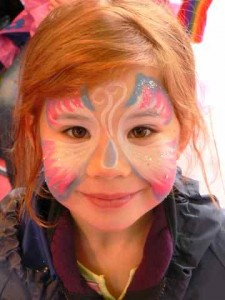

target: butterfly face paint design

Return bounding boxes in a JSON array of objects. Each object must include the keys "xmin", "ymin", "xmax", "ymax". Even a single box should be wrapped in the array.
[
  {"xmin": 41, "ymin": 72, "xmax": 179, "ymax": 204},
  {"xmin": 118, "ymin": 74, "xmax": 178, "ymax": 200},
  {"xmin": 42, "ymin": 96, "xmax": 100, "ymax": 200},
  {"xmin": 87, "ymin": 81, "xmax": 128, "ymax": 170},
  {"xmin": 125, "ymin": 74, "xmax": 172, "ymax": 123}
]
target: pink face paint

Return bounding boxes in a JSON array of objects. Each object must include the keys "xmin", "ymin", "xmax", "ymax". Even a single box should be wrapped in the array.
[
  {"xmin": 42, "ymin": 140, "xmax": 81, "ymax": 200},
  {"xmin": 138, "ymin": 86, "xmax": 154, "ymax": 109},
  {"xmin": 41, "ymin": 73, "xmax": 179, "ymax": 205},
  {"xmin": 149, "ymin": 140, "xmax": 178, "ymax": 199},
  {"xmin": 42, "ymin": 97, "xmax": 100, "ymax": 202},
  {"xmin": 120, "ymin": 137, "xmax": 178, "ymax": 200},
  {"xmin": 46, "ymin": 97, "xmax": 84, "ymax": 127},
  {"xmin": 139, "ymin": 86, "xmax": 172, "ymax": 124},
  {"xmin": 118, "ymin": 73, "xmax": 179, "ymax": 202},
  {"xmin": 89, "ymin": 81, "xmax": 128, "ymax": 169},
  {"xmin": 126, "ymin": 73, "xmax": 172, "ymax": 125}
]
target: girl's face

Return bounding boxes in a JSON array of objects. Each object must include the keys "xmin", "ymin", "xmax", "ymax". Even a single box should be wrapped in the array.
[{"xmin": 40, "ymin": 68, "xmax": 180, "ymax": 230}]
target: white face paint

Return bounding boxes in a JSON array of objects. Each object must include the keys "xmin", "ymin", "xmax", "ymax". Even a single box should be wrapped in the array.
[
  {"xmin": 40, "ymin": 69, "xmax": 180, "ymax": 231},
  {"xmin": 42, "ymin": 96, "xmax": 100, "ymax": 200},
  {"xmin": 89, "ymin": 81, "xmax": 128, "ymax": 169},
  {"xmin": 117, "ymin": 74, "xmax": 178, "ymax": 200}
]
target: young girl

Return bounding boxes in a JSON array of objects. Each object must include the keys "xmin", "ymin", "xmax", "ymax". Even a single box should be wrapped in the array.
[{"xmin": 0, "ymin": 1, "xmax": 225, "ymax": 299}]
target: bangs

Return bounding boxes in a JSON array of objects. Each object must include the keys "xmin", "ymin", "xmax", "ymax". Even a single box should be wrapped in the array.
[{"xmin": 20, "ymin": 3, "xmax": 159, "ymax": 102}]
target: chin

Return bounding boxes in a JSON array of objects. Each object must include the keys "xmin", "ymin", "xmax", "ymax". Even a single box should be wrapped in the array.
[{"xmin": 86, "ymin": 210, "xmax": 149, "ymax": 232}]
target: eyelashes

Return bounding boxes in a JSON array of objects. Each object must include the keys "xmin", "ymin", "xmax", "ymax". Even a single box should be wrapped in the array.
[
  {"xmin": 62, "ymin": 125, "xmax": 157, "ymax": 140},
  {"xmin": 63, "ymin": 126, "xmax": 90, "ymax": 139},
  {"xmin": 128, "ymin": 126, "xmax": 156, "ymax": 139}
]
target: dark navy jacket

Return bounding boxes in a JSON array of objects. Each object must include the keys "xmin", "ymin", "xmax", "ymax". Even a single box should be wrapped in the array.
[{"xmin": 1, "ymin": 170, "xmax": 225, "ymax": 299}]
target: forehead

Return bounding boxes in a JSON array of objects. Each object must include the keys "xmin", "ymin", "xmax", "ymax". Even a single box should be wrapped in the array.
[
  {"xmin": 43, "ymin": 67, "xmax": 172, "ymax": 123},
  {"xmin": 86, "ymin": 68, "xmax": 163, "ymax": 107}
]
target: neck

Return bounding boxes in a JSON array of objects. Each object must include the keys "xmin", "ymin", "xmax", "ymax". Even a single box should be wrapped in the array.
[{"xmin": 72, "ymin": 211, "xmax": 153, "ymax": 262}]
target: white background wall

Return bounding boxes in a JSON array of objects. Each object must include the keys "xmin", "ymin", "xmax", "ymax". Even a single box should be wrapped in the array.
[{"xmin": 176, "ymin": 0, "xmax": 225, "ymax": 206}]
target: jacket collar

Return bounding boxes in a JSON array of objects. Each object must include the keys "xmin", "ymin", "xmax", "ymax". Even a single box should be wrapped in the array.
[
  {"xmin": 162, "ymin": 168, "xmax": 223, "ymax": 298},
  {"xmin": 20, "ymin": 167, "xmax": 223, "ymax": 281}
]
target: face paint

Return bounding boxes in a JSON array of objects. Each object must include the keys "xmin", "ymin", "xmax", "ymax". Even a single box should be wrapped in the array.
[
  {"xmin": 81, "ymin": 87, "xmax": 95, "ymax": 111},
  {"xmin": 84, "ymin": 81, "xmax": 128, "ymax": 169},
  {"xmin": 103, "ymin": 140, "xmax": 118, "ymax": 168},
  {"xmin": 42, "ymin": 96, "xmax": 100, "ymax": 201},
  {"xmin": 126, "ymin": 74, "xmax": 172, "ymax": 125},
  {"xmin": 46, "ymin": 96, "xmax": 85, "ymax": 127},
  {"xmin": 90, "ymin": 81, "xmax": 128, "ymax": 137},
  {"xmin": 42, "ymin": 137, "xmax": 98, "ymax": 200},
  {"xmin": 120, "ymin": 137, "xmax": 178, "ymax": 200},
  {"xmin": 41, "ymin": 72, "xmax": 179, "ymax": 206},
  {"xmin": 117, "ymin": 74, "xmax": 178, "ymax": 201},
  {"xmin": 42, "ymin": 140, "xmax": 80, "ymax": 200},
  {"xmin": 84, "ymin": 73, "xmax": 177, "ymax": 201}
]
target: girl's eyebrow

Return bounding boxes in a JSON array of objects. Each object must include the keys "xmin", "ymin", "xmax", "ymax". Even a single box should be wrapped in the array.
[
  {"xmin": 127, "ymin": 110, "xmax": 160, "ymax": 119},
  {"xmin": 56, "ymin": 113, "xmax": 93, "ymax": 122}
]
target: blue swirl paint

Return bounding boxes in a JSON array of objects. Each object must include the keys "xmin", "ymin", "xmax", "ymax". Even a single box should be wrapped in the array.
[
  {"xmin": 125, "ymin": 73, "xmax": 159, "ymax": 107},
  {"xmin": 81, "ymin": 87, "xmax": 95, "ymax": 111}
]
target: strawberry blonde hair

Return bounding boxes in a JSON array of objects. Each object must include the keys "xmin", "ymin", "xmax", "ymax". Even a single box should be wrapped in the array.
[{"xmin": 12, "ymin": 0, "xmax": 213, "ymax": 222}]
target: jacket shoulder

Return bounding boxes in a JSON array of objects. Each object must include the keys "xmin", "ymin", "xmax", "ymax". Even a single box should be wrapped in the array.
[
  {"xmin": 0, "ymin": 189, "xmax": 31, "ymax": 297},
  {"xmin": 171, "ymin": 170, "xmax": 225, "ymax": 299},
  {"xmin": 184, "ymin": 219, "xmax": 225, "ymax": 300},
  {"xmin": 0, "ymin": 190, "xmax": 64, "ymax": 299}
]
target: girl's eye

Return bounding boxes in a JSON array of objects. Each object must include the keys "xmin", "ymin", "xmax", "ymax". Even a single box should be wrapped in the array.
[
  {"xmin": 128, "ymin": 126, "xmax": 152, "ymax": 138},
  {"xmin": 64, "ymin": 126, "xmax": 90, "ymax": 139}
]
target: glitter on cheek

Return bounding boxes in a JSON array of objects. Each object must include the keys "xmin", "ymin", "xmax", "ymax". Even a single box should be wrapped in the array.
[
  {"xmin": 120, "ymin": 140, "xmax": 178, "ymax": 201},
  {"xmin": 150, "ymin": 168, "xmax": 176, "ymax": 200},
  {"xmin": 147, "ymin": 142, "xmax": 177, "ymax": 200},
  {"xmin": 128, "ymin": 150, "xmax": 153, "ymax": 166}
]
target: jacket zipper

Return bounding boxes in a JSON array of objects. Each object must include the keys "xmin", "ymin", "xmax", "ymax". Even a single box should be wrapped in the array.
[
  {"xmin": 156, "ymin": 277, "xmax": 167, "ymax": 300},
  {"xmin": 63, "ymin": 289, "xmax": 70, "ymax": 300}
]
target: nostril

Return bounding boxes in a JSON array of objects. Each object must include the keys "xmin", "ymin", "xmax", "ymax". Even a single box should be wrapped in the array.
[{"xmin": 86, "ymin": 157, "xmax": 131, "ymax": 178}]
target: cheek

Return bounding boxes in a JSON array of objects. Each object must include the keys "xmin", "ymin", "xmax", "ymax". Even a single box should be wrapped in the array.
[
  {"xmin": 123, "ymin": 139, "xmax": 178, "ymax": 200},
  {"xmin": 42, "ymin": 140, "xmax": 92, "ymax": 201}
]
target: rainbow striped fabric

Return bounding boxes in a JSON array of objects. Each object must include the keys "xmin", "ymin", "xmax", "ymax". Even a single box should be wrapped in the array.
[{"xmin": 177, "ymin": 0, "xmax": 213, "ymax": 43}]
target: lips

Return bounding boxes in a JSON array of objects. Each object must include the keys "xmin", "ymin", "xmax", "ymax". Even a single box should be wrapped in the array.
[
  {"xmin": 83, "ymin": 192, "xmax": 136, "ymax": 200},
  {"xmin": 80, "ymin": 191, "xmax": 140, "ymax": 208}
]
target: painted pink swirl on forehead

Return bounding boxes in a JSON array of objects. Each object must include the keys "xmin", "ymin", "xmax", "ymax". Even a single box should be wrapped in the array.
[
  {"xmin": 46, "ymin": 97, "xmax": 84, "ymax": 126},
  {"xmin": 139, "ymin": 86, "xmax": 172, "ymax": 124}
]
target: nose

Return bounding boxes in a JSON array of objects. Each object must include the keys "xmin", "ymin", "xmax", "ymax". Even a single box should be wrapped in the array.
[{"xmin": 86, "ymin": 139, "xmax": 131, "ymax": 178}]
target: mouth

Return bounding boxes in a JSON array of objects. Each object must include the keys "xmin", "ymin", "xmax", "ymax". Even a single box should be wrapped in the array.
[{"xmin": 80, "ymin": 191, "xmax": 141, "ymax": 208}]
